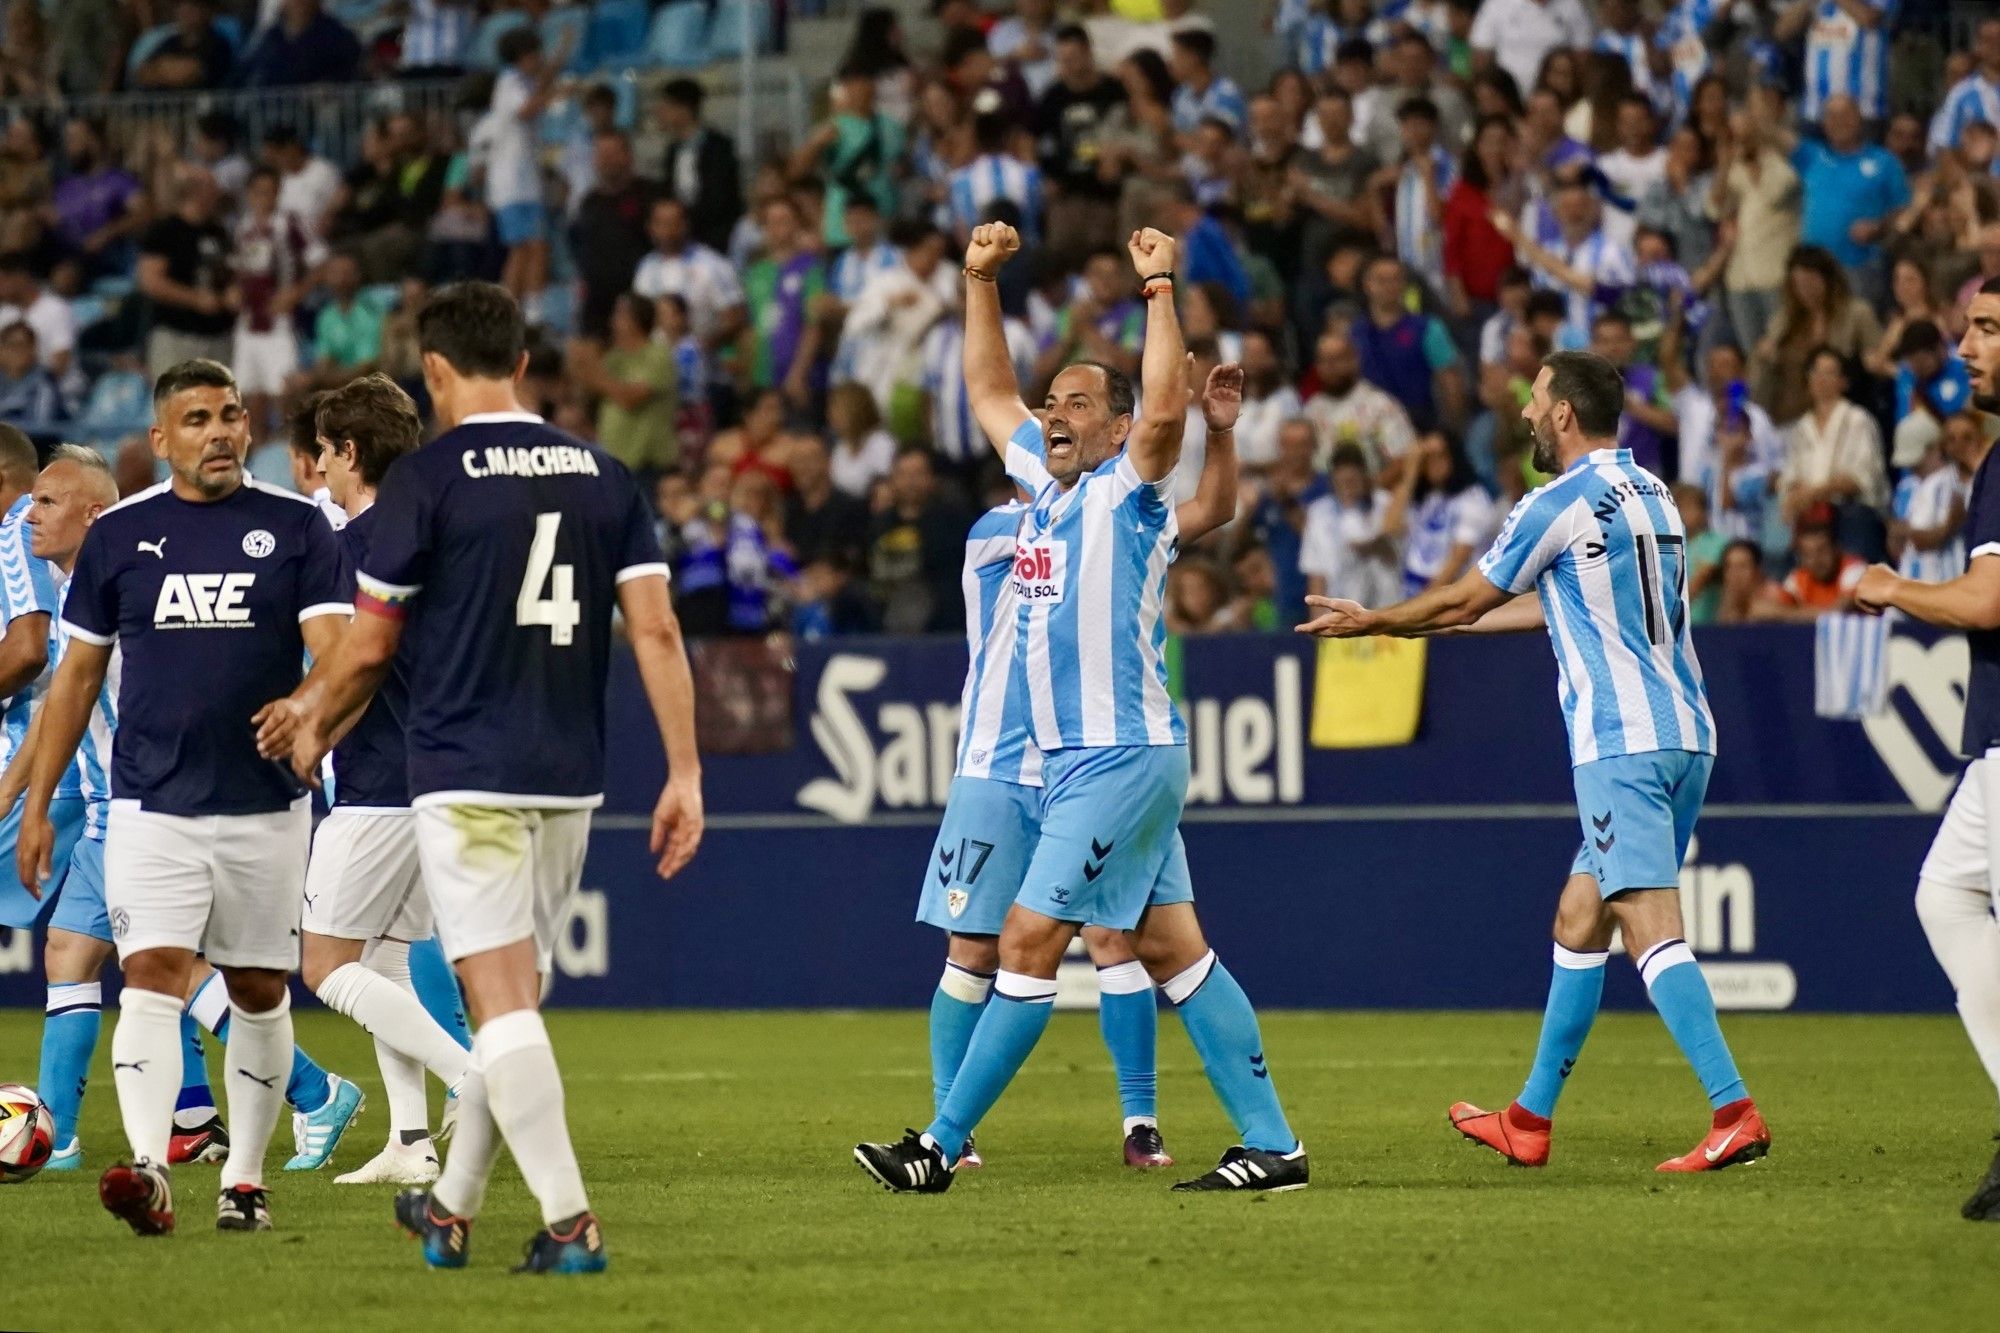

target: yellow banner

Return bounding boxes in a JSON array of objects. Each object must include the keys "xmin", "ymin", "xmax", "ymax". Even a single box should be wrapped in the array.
[{"xmin": 1310, "ymin": 637, "xmax": 1428, "ymax": 749}]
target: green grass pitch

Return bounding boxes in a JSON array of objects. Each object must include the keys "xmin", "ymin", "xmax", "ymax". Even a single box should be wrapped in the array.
[{"xmin": 8, "ymin": 1008, "xmax": 2000, "ymax": 1331}]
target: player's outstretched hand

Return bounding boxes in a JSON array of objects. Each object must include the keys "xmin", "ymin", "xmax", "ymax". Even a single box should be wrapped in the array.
[
  {"xmin": 965, "ymin": 223, "xmax": 1020, "ymax": 278},
  {"xmin": 252, "ymin": 695, "xmax": 307, "ymax": 761},
  {"xmin": 651, "ymin": 774, "xmax": 705, "ymax": 880},
  {"xmin": 15, "ymin": 811, "xmax": 52, "ymax": 898},
  {"xmin": 1854, "ymin": 563, "xmax": 1899, "ymax": 616},
  {"xmin": 1127, "ymin": 227, "xmax": 1177, "ymax": 278},
  {"xmin": 1202, "ymin": 361, "xmax": 1244, "ymax": 432},
  {"xmin": 1297, "ymin": 595, "xmax": 1380, "ymax": 638}
]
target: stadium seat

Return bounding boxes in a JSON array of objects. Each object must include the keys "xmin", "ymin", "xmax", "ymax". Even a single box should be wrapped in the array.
[
  {"xmin": 465, "ymin": 9, "xmax": 533, "ymax": 71},
  {"xmin": 542, "ymin": 4, "xmax": 592, "ymax": 75},
  {"xmin": 587, "ymin": 0, "xmax": 651, "ymax": 73},
  {"xmin": 703, "ymin": 0, "xmax": 772, "ymax": 60},
  {"xmin": 643, "ymin": 1, "xmax": 710, "ymax": 70},
  {"xmin": 73, "ymin": 369, "xmax": 153, "ymax": 447}
]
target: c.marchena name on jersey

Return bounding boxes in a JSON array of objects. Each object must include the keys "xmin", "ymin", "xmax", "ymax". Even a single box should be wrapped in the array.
[
  {"xmin": 153, "ymin": 572, "xmax": 258, "ymax": 628},
  {"xmin": 461, "ymin": 444, "xmax": 604, "ymax": 479}
]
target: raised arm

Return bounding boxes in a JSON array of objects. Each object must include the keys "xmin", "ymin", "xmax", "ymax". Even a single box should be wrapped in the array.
[
  {"xmin": 1176, "ymin": 362, "xmax": 1243, "ymax": 543},
  {"xmin": 1127, "ymin": 228, "xmax": 1189, "ymax": 485},
  {"xmin": 962, "ymin": 223, "xmax": 1035, "ymax": 459}
]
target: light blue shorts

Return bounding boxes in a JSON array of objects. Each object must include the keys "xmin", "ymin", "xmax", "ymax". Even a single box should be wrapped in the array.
[
  {"xmin": 47, "ymin": 834, "xmax": 108, "ymax": 942},
  {"xmin": 0, "ymin": 796, "xmax": 87, "ymax": 930},
  {"xmin": 1016, "ymin": 745, "xmax": 1191, "ymax": 931},
  {"xmin": 1569, "ymin": 750, "xmax": 1713, "ymax": 898},
  {"xmin": 918, "ymin": 774, "xmax": 1192, "ymax": 934},
  {"xmin": 495, "ymin": 201, "xmax": 548, "ymax": 246}
]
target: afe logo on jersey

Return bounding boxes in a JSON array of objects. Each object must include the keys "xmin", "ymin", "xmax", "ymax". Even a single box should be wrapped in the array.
[
  {"xmin": 1011, "ymin": 539, "xmax": 1067, "ymax": 605},
  {"xmin": 241, "ymin": 529, "xmax": 275, "ymax": 558},
  {"xmin": 154, "ymin": 573, "xmax": 256, "ymax": 628}
]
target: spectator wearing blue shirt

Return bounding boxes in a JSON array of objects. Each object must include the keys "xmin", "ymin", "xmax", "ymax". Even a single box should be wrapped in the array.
[
  {"xmin": 1794, "ymin": 95, "xmax": 1909, "ymax": 307},
  {"xmin": 1351, "ymin": 253, "xmax": 1467, "ymax": 434},
  {"xmin": 237, "ymin": 0, "xmax": 361, "ymax": 88},
  {"xmin": 1168, "ymin": 30, "xmax": 1246, "ymax": 139},
  {"xmin": 0, "ymin": 323, "xmax": 65, "ymax": 435},
  {"xmin": 1164, "ymin": 184, "xmax": 1251, "ymax": 310},
  {"xmin": 1892, "ymin": 319, "xmax": 1976, "ymax": 470}
]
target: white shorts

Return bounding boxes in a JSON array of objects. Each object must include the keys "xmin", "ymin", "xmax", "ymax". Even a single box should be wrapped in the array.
[
  {"xmin": 104, "ymin": 798, "xmax": 312, "ymax": 970},
  {"xmin": 1921, "ymin": 751, "xmax": 2000, "ymax": 908},
  {"xmin": 303, "ymin": 807, "xmax": 430, "ymax": 942},
  {"xmin": 414, "ymin": 805, "xmax": 590, "ymax": 970},
  {"xmin": 233, "ymin": 327, "xmax": 299, "ymax": 397}
]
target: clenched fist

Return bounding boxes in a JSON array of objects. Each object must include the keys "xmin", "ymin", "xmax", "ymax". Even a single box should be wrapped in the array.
[
  {"xmin": 965, "ymin": 223, "xmax": 1021, "ymax": 278},
  {"xmin": 1128, "ymin": 227, "xmax": 1177, "ymax": 278}
]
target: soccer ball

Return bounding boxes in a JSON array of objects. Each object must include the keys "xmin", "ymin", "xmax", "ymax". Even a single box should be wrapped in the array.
[{"xmin": 0, "ymin": 1084, "xmax": 55, "ymax": 1183}]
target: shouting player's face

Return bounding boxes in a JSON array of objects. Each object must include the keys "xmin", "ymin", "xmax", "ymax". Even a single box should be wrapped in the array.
[
  {"xmin": 1960, "ymin": 293, "xmax": 2000, "ymax": 413},
  {"xmin": 1042, "ymin": 364, "xmax": 1131, "ymax": 488},
  {"xmin": 154, "ymin": 384, "xmax": 249, "ymax": 499}
]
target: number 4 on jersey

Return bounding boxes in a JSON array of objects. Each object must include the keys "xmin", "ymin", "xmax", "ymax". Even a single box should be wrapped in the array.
[{"xmin": 517, "ymin": 511, "xmax": 581, "ymax": 646}]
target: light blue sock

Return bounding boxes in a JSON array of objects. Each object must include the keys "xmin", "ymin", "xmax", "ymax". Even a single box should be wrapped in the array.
[
  {"xmin": 1516, "ymin": 944, "xmax": 1608, "ymax": 1119},
  {"xmin": 1096, "ymin": 962, "xmax": 1158, "ymax": 1123},
  {"xmin": 925, "ymin": 972, "xmax": 1056, "ymax": 1161},
  {"xmin": 1166, "ymin": 952, "xmax": 1295, "ymax": 1153},
  {"xmin": 409, "ymin": 935, "xmax": 472, "ymax": 1051},
  {"xmin": 38, "ymin": 983, "xmax": 102, "ymax": 1145},
  {"xmin": 1640, "ymin": 940, "xmax": 1749, "ymax": 1110},
  {"xmin": 929, "ymin": 962, "xmax": 993, "ymax": 1115},
  {"xmin": 190, "ymin": 972, "xmax": 331, "ymax": 1113},
  {"xmin": 174, "ymin": 1013, "xmax": 216, "ymax": 1118}
]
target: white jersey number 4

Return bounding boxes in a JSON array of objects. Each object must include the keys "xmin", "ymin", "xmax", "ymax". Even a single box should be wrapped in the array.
[{"xmin": 517, "ymin": 511, "xmax": 581, "ymax": 646}]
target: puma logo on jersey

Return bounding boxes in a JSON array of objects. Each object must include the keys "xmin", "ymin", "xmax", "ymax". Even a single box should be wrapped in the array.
[
  {"xmin": 137, "ymin": 538, "xmax": 166, "ymax": 558},
  {"xmin": 154, "ymin": 572, "xmax": 256, "ymax": 627}
]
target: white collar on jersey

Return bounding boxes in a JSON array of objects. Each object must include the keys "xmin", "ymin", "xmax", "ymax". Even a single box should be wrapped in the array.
[
  {"xmin": 1582, "ymin": 447, "xmax": 1633, "ymax": 466},
  {"xmin": 459, "ymin": 411, "xmax": 545, "ymax": 425}
]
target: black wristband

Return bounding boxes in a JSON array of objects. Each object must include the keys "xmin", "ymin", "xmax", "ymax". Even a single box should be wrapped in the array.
[{"xmin": 1142, "ymin": 270, "xmax": 1175, "ymax": 286}]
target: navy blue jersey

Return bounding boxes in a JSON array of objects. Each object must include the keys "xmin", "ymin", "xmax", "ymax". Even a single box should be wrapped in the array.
[
  {"xmin": 329, "ymin": 504, "xmax": 411, "ymax": 808},
  {"xmin": 355, "ymin": 414, "xmax": 667, "ymax": 806},
  {"xmin": 61, "ymin": 480, "xmax": 350, "ymax": 816},
  {"xmin": 1961, "ymin": 442, "xmax": 2000, "ymax": 757}
]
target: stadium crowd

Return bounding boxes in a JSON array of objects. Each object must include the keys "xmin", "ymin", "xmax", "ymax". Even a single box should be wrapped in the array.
[{"xmin": 0, "ymin": 0, "xmax": 1995, "ymax": 638}]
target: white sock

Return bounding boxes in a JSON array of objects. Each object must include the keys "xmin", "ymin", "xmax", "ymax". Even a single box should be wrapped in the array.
[
  {"xmin": 478, "ymin": 1009, "xmax": 589, "ymax": 1225},
  {"xmin": 220, "ymin": 992, "xmax": 294, "ymax": 1191},
  {"xmin": 317, "ymin": 960, "xmax": 469, "ymax": 1110},
  {"xmin": 112, "ymin": 988, "xmax": 184, "ymax": 1167},
  {"xmin": 1916, "ymin": 877, "xmax": 2000, "ymax": 1105},
  {"xmin": 432, "ymin": 1054, "xmax": 500, "ymax": 1219}
]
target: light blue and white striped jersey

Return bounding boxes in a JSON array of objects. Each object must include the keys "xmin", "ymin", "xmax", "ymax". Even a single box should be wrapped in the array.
[
  {"xmin": 1478, "ymin": 447, "xmax": 1716, "ymax": 766},
  {"xmin": 1594, "ymin": 28, "xmax": 1657, "ymax": 99},
  {"xmin": 1898, "ymin": 465, "xmax": 1972, "ymax": 584},
  {"xmin": 946, "ymin": 155, "xmax": 1047, "ymax": 247},
  {"xmin": 1395, "ymin": 145, "xmax": 1456, "ymax": 290},
  {"xmin": 829, "ymin": 241, "xmax": 902, "ymax": 303},
  {"xmin": 52, "ymin": 579, "xmax": 109, "ymax": 828},
  {"xmin": 921, "ymin": 317, "xmax": 1039, "ymax": 463},
  {"xmin": 1539, "ymin": 228, "xmax": 1633, "ymax": 345},
  {"xmin": 1171, "ymin": 76, "xmax": 1248, "ymax": 136},
  {"xmin": 1930, "ymin": 73, "xmax": 2000, "ymax": 151},
  {"xmin": 1003, "ymin": 418, "xmax": 1185, "ymax": 752},
  {"xmin": 1801, "ymin": 0, "xmax": 1895, "ymax": 121},
  {"xmin": 956, "ymin": 496, "xmax": 1046, "ymax": 787},
  {"xmin": 0, "ymin": 493, "xmax": 58, "ymax": 777},
  {"xmin": 1656, "ymin": 0, "xmax": 1723, "ymax": 123}
]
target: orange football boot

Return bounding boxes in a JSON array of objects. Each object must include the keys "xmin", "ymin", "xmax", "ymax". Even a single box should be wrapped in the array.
[
  {"xmin": 1656, "ymin": 1098, "xmax": 1771, "ymax": 1173},
  {"xmin": 1448, "ymin": 1100, "xmax": 1551, "ymax": 1167}
]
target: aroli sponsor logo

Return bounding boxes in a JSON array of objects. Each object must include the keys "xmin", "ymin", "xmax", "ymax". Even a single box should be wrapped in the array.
[{"xmin": 795, "ymin": 653, "xmax": 1306, "ymax": 822}]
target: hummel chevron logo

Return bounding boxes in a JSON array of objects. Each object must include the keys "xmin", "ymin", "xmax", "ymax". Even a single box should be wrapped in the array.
[
  {"xmin": 1250, "ymin": 1052, "xmax": 1269, "ymax": 1080},
  {"xmin": 939, "ymin": 848, "xmax": 955, "ymax": 867},
  {"xmin": 1559, "ymin": 1057, "xmax": 1576, "ymax": 1079},
  {"xmin": 1591, "ymin": 813, "xmax": 1613, "ymax": 831},
  {"xmin": 114, "ymin": 1060, "xmax": 147, "ymax": 1073},
  {"xmin": 137, "ymin": 538, "xmax": 166, "ymax": 558},
  {"xmin": 238, "ymin": 1069, "xmax": 279, "ymax": 1089},
  {"xmin": 936, "ymin": 868, "xmax": 951, "ymax": 887},
  {"xmin": 1084, "ymin": 862, "xmax": 1104, "ymax": 882},
  {"xmin": 1091, "ymin": 839, "xmax": 1114, "ymax": 859},
  {"xmin": 1083, "ymin": 837, "xmax": 1114, "ymax": 882},
  {"xmin": 1595, "ymin": 834, "xmax": 1616, "ymax": 853}
]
